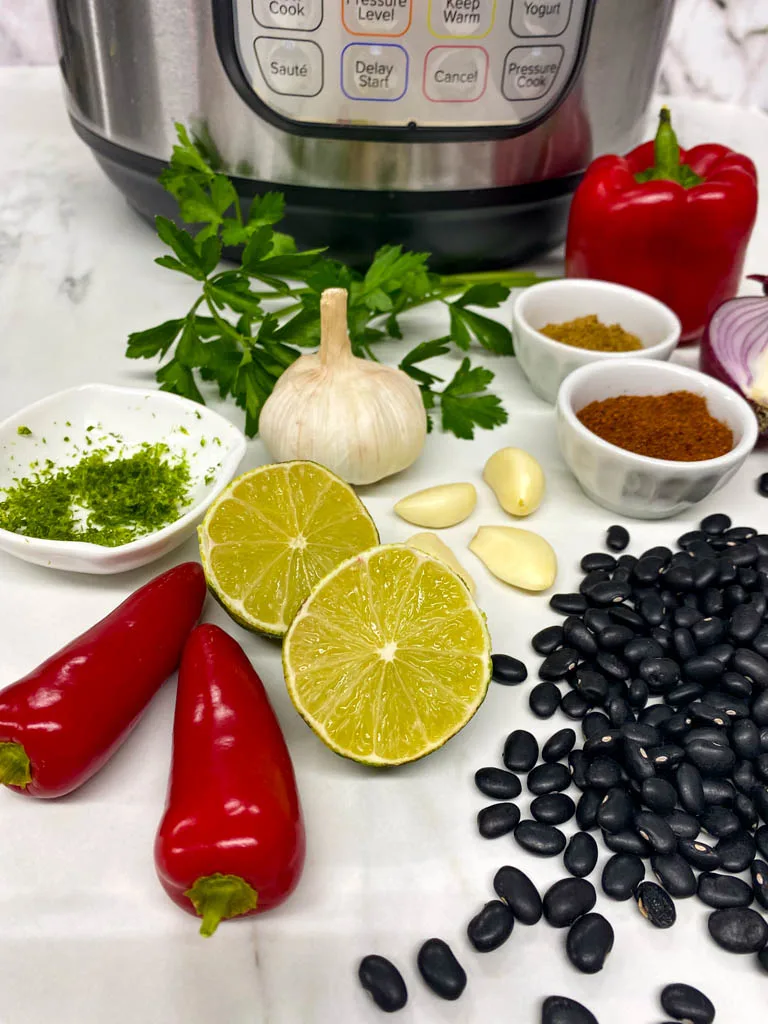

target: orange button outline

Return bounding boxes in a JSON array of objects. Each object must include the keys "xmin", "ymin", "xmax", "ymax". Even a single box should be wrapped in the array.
[
  {"xmin": 422, "ymin": 45, "xmax": 489, "ymax": 103},
  {"xmin": 342, "ymin": 0, "xmax": 413, "ymax": 38}
]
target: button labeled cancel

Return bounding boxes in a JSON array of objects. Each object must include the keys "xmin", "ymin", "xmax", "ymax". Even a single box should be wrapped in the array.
[
  {"xmin": 424, "ymin": 46, "xmax": 488, "ymax": 102},
  {"xmin": 342, "ymin": 43, "xmax": 408, "ymax": 101},
  {"xmin": 502, "ymin": 45, "xmax": 563, "ymax": 101},
  {"xmin": 255, "ymin": 37, "xmax": 324, "ymax": 96},
  {"xmin": 253, "ymin": 0, "xmax": 323, "ymax": 31},
  {"xmin": 511, "ymin": 0, "xmax": 572, "ymax": 37},
  {"xmin": 343, "ymin": 0, "xmax": 412, "ymax": 37},
  {"xmin": 429, "ymin": 0, "xmax": 496, "ymax": 39}
]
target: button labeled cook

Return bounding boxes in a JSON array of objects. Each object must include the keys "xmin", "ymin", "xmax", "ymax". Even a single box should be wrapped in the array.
[
  {"xmin": 342, "ymin": 43, "xmax": 408, "ymax": 101},
  {"xmin": 429, "ymin": 0, "xmax": 496, "ymax": 39},
  {"xmin": 424, "ymin": 46, "xmax": 488, "ymax": 102},
  {"xmin": 253, "ymin": 0, "xmax": 323, "ymax": 31},
  {"xmin": 502, "ymin": 45, "xmax": 563, "ymax": 101},
  {"xmin": 342, "ymin": 0, "xmax": 412, "ymax": 37},
  {"xmin": 255, "ymin": 37, "xmax": 324, "ymax": 96},
  {"xmin": 510, "ymin": 0, "xmax": 572, "ymax": 37}
]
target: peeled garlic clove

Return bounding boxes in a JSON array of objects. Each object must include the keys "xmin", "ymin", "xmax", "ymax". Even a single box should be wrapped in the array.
[
  {"xmin": 394, "ymin": 483, "xmax": 477, "ymax": 529},
  {"xmin": 483, "ymin": 447, "xmax": 545, "ymax": 517},
  {"xmin": 408, "ymin": 532, "xmax": 476, "ymax": 595},
  {"xmin": 469, "ymin": 526, "xmax": 557, "ymax": 592}
]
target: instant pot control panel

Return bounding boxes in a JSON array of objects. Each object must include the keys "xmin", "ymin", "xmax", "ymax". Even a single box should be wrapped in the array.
[{"xmin": 215, "ymin": 0, "xmax": 594, "ymax": 139}]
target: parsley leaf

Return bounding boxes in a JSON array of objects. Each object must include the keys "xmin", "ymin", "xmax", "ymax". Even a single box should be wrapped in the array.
[{"xmin": 439, "ymin": 359, "xmax": 508, "ymax": 440}]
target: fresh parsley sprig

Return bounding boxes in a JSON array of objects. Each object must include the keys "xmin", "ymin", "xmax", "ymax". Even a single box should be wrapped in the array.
[{"xmin": 126, "ymin": 124, "xmax": 551, "ymax": 439}]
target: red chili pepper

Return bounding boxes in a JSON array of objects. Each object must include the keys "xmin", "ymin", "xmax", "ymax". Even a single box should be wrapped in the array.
[
  {"xmin": 0, "ymin": 563, "xmax": 206, "ymax": 798},
  {"xmin": 154, "ymin": 624, "xmax": 305, "ymax": 937},
  {"xmin": 566, "ymin": 107, "xmax": 759, "ymax": 343}
]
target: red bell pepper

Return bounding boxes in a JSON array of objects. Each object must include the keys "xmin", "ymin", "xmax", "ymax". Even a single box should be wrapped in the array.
[
  {"xmin": 566, "ymin": 107, "xmax": 759, "ymax": 343},
  {"xmin": 0, "ymin": 562, "xmax": 206, "ymax": 798},
  {"xmin": 154, "ymin": 624, "xmax": 305, "ymax": 937}
]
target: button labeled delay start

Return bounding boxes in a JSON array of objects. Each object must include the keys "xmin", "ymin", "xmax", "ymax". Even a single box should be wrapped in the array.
[
  {"xmin": 342, "ymin": 43, "xmax": 409, "ymax": 101},
  {"xmin": 502, "ymin": 45, "xmax": 563, "ymax": 101}
]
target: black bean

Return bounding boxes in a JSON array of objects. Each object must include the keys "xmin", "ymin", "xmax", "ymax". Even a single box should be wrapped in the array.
[
  {"xmin": 590, "ymin": 581, "xmax": 632, "ymax": 606},
  {"xmin": 649, "ymin": 744, "xmax": 685, "ymax": 770},
  {"xmin": 729, "ymin": 543, "xmax": 758, "ymax": 567},
  {"xmin": 466, "ymin": 900, "xmax": 515, "ymax": 953},
  {"xmin": 528, "ymin": 762, "xmax": 571, "ymax": 796},
  {"xmin": 603, "ymin": 829, "xmax": 651, "ymax": 857},
  {"xmin": 755, "ymin": 533, "xmax": 768, "ymax": 555},
  {"xmin": 540, "ymin": 648, "xmax": 579, "ymax": 682},
  {"xmin": 762, "ymin": 730, "xmax": 768, "ymax": 754},
  {"xmin": 686, "ymin": 737, "xmax": 735, "ymax": 776},
  {"xmin": 732, "ymin": 719, "xmax": 761, "ymax": 760},
  {"xmin": 597, "ymin": 787, "xmax": 634, "ymax": 834},
  {"xmin": 651, "ymin": 626, "xmax": 675, "ymax": 654},
  {"xmin": 561, "ymin": 691, "xmax": 590, "ymax": 719},
  {"xmin": 733, "ymin": 647, "xmax": 768, "ymax": 686},
  {"xmin": 543, "ymin": 877, "xmax": 596, "ymax": 928},
  {"xmin": 531, "ymin": 793, "xmax": 576, "ymax": 826},
  {"xmin": 566, "ymin": 913, "xmax": 614, "ymax": 974},
  {"xmin": 701, "ymin": 513, "xmax": 731, "ymax": 535},
  {"xmin": 708, "ymin": 907, "xmax": 768, "ymax": 953},
  {"xmin": 491, "ymin": 653, "xmax": 528, "ymax": 685},
  {"xmin": 735, "ymin": 792, "xmax": 758, "ymax": 830},
  {"xmin": 477, "ymin": 802, "xmax": 520, "ymax": 839},
  {"xmin": 757, "ymin": 755, "xmax": 768, "ymax": 783},
  {"xmin": 604, "ymin": 524, "xmax": 629, "ymax": 551},
  {"xmin": 692, "ymin": 560, "xmax": 719, "ymax": 591},
  {"xmin": 701, "ymin": 587, "xmax": 725, "ymax": 617},
  {"xmin": 757, "ymin": 825, "xmax": 768, "ymax": 860},
  {"xmin": 596, "ymin": 624, "xmax": 634, "ymax": 652},
  {"xmin": 758, "ymin": 474, "xmax": 768, "ymax": 498},
  {"xmin": 580, "ymin": 569, "xmax": 611, "ymax": 597},
  {"xmin": 720, "ymin": 671, "xmax": 752, "ymax": 699},
  {"xmin": 760, "ymin": 947, "xmax": 768, "ymax": 973},
  {"xmin": 663, "ymin": 712, "xmax": 694, "ymax": 742},
  {"xmin": 576, "ymin": 789, "xmax": 602, "ymax": 831},
  {"xmin": 676, "ymin": 763, "xmax": 705, "ymax": 816},
  {"xmin": 585, "ymin": 756, "xmax": 622, "ymax": 790},
  {"xmin": 581, "ymin": 711, "xmax": 611, "ymax": 741},
  {"xmin": 637, "ymin": 594, "xmax": 664, "ymax": 628},
  {"xmin": 640, "ymin": 658, "xmax": 681, "ymax": 694},
  {"xmin": 672, "ymin": 628, "xmax": 697, "ymax": 663},
  {"xmin": 634, "ymin": 811, "xmax": 676, "ymax": 854},
  {"xmin": 575, "ymin": 671, "xmax": 609, "ymax": 705},
  {"xmin": 608, "ymin": 697, "xmax": 631, "ymax": 728},
  {"xmin": 583, "ymin": 608, "xmax": 612, "ymax": 632},
  {"xmin": 601, "ymin": 853, "xmax": 645, "ymax": 901},
  {"xmin": 627, "ymin": 678, "xmax": 650, "ymax": 709},
  {"xmin": 700, "ymin": 777, "xmax": 735, "ymax": 806},
  {"xmin": 621, "ymin": 722, "xmax": 659, "ymax": 746},
  {"xmin": 503, "ymin": 730, "xmax": 538, "ymax": 773},
  {"xmin": 753, "ymin": 627, "xmax": 768, "ymax": 659},
  {"xmin": 740, "ymin": 567, "xmax": 760, "ymax": 588},
  {"xmin": 564, "ymin": 832, "xmax": 598, "ymax": 878},
  {"xmin": 641, "ymin": 778, "xmax": 677, "ymax": 815},
  {"xmin": 678, "ymin": 838, "xmax": 720, "ymax": 870},
  {"xmin": 697, "ymin": 872, "xmax": 754, "ymax": 909},
  {"xmin": 634, "ymin": 880, "xmax": 676, "ymax": 929},
  {"xmin": 416, "ymin": 939, "xmax": 466, "ymax": 1001},
  {"xmin": 684, "ymin": 655, "xmax": 725, "ymax": 685},
  {"xmin": 660, "ymin": 983, "xmax": 715, "ymax": 1024},
  {"xmin": 730, "ymin": 603, "xmax": 762, "ymax": 645},
  {"xmin": 541, "ymin": 728, "xmax": 575, "ymax": 764},
  {"xmin": 580, "ymin": 552, "xmax": 616, "ymax": 572},
  {"xmin": 753, "ymin": 691, "xmax": 768, "ymax": 727},
  {"xmin": 359, "ymin": 955, "xmax": 408, "ymax": 1013},
  {"xmin": 609, "ymin": 605, "xmax": 645, "ymax": 631},
  {"xmin": 474, "ymin": 767, "xmax": 522, "ymax": 800},
  {"xmin": 675, "ymin": 605, "xmax": 704, "ymax": 629},
  {"xmin": 624, "ymin": 739, "xmax": 656, "ymax": 781},
  {"xmin": 550, "ymin": 593, "xmax": 589, "ymax": 615},
  {"xmin": 709, "ymin": 643, "xmax": 735, "ymax": 666},
  {"xmin": 584, "ymin": 731, "xmax": 622, "ymax": 758},
  {"xmin": 533, "ymin": 625, "xmax": 565, "ymax": 655},
  {"xmin": 700, "ymin": 805, "xmax": 740, "ymax": 839},
  {"xmin": 515, "ymin": 820, "xmax": 567, "ymax": 857},
  {"xmin": 666, "ymin": 680, "xmax": 705, "ymax": 707},
  {"xmin": 635, "ymin": 556, "xmax": 667, "ymax": 584},
  {"xmin": 595, "ymin": 651, "xmax": 630, "ymax": 682},
  {"xmin": 663, "ymin": 563, "xmax": 696, "ymax": 592},
  {"xmin": 493, "ymin": 866, "xmax": 542, "ymax": 924},
  {"xmin": 684, "ymin": 725, "xmax": 725, "ymax": 747},
  {"xmin": 678, "ymin": 529, "xmax": 708, "ymax": 550},
  {"xmin": 563, "ymin": 618, "xmax": 598, "ymax": 658},
  {"xmin": 528, "ymin": 681, "xmax": 562, "ymax": 718},
  {"xmin": 717, "ymin": 832, "xmax": 756, "ymax": 873},
  {"xmin": 541, "ymin": 995, "xmax": 599, "ymax": 1024},
  {"xmin": 705, "ymin": 693, "xmax": 749, "ymax": 717},
  {"xmin": 569, "ymin": 750, "xmax": 589, "ymax": 789},
  {"xmin": 652, "ymin": 853, "xmax": 697, "ymax": 897},
  {"xmin": 750, "ymin": 860, "xmax": 768, "ymax": 910}
]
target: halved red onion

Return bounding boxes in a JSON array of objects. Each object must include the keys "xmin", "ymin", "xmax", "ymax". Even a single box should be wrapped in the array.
[{"xmin": 700, "ymin": 275, "xmax": 768, "ymax": 443}]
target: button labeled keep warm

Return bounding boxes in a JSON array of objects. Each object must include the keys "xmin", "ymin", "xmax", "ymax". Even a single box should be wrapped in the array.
[
  {"xmin": 502, "ymin": 45, "xmax": 563, "ymax": 101},
  {"xmin": 253, "ymin": 0, "xmax": 323, "ymax": 32},
  {"xmin": 424, "ymin": 46, "xmax": 488, "ymax": 102},
  {"xmin": 429, "ymin": 0, "xmax": 496, "ymax": 39},
  {"xmin": 255, "ymin": 37, "xmax": 324, "ymax": 96},
  {"xmin": 510, "ymin": 0, "xmax": 573, "ymax": 38},
  {"xmin": 341, "ymin": 43, "xmax": 409, "ymax": 101},
  {"xmin": 342, "ymin": 0, "xmax": 412, "ymax": 37}
]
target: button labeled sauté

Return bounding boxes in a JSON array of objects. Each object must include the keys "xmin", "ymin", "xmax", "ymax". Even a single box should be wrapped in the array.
[
  {"xmin": 502, "ymin": 45, "xmax": 563, "ymax": 101},
  {"xmin": 255, "ymin": 37, "xmax": 324, "ymax": 96},
  {"xmin": 510, "ymin": 0, "xmax": 573, "ymax": 37},
  {"xmin": 424, "ymin": 46, "xmax": 488, "ymax": 102},
  {"xmin": 343, "ymin": 0, "xmax": 412, "ymax": 37},
  {"xmin": 253, "ymin": 0, "xmax": 323, "ymax": 32},
  {"xmin": 342, "ymin": 43, "xmax": 409, "ymax": 100},
  {"xmin": 429, "ymin": 0, "xmax": 496, "ymax": 39}
]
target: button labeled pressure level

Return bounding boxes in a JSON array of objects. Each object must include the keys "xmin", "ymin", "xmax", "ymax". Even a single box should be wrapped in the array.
[
  {"xmin": 502, "ymin": 45, "xmax": 563, "ymax": 101},
  {"xmin": 429, "ymin": 0, "xmax": 496, "ymax": 39},
  {"xmin": 510, "ymin": 0, "xmax": 572, "ymax": 38},
  {"xmin": 253, "ymin": 0, "xmax": 323, "ymax": 32},
  {"xmin": 342, "ymin": 0, "xmax": 412, "ymax": 37},
  {"xmin": 424, "ymin": 46, "xmax": 488, "ymax": 102},
  {"xmin": 255, "ymin": 37, "xmax": 324, "ymax": 96},
  {"xmin": 341, "ymin": 43, "xmax": 409, "ymax": 100}
]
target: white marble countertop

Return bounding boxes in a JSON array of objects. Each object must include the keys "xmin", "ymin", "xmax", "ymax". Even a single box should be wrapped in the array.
[{"xmin": 1, "ymin": 68, "xmax": 768, "ymax": 1024}]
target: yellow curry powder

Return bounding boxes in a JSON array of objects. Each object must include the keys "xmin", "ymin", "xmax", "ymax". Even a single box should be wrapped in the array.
[{"xmin": 540, "ymin": 314, "xmax": 643, "ymax": 353}]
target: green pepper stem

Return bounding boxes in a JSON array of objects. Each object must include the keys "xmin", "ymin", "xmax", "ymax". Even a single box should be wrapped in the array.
[
  {"xmin": 185, "ymin": 873, "xmax": 258, "ymax": 938},
  {"xmin": 635, "ymin": 107, "xmax": 703, "ymax": 188},
  {"xmin": 0, "ymin": 742, "xmax": 32, "ymax": 788}
]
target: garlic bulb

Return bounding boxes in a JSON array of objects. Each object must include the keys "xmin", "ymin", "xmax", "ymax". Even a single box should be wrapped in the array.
[{"xmin": 259, "ymin": 288, "xmax": 427, "ymax": 485}]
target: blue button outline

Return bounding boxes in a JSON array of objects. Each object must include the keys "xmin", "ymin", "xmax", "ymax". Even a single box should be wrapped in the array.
[{"xmin": 341, "ymin": 42, "xmax": 409, "ymax": 102}]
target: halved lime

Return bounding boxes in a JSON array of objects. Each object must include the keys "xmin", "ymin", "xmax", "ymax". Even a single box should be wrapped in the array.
[
  {"xmin": 283, "ymin": 544, "xmax": 492, "ymax": 766},
  {"xmin": 199, "ymin": 461, "xmax": 379, "ymax": 637}
]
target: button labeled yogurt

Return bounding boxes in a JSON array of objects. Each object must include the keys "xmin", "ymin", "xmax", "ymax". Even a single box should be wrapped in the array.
[
  {"xmin": 502, "ymin": 45, "xmax": 563, "ymax": 101},
  {"xmin": 424, "ymin": 46, "xmax": 488, "ymax": 102},
  {"xmin": 342, "ymin": 43, "xmax": 409, "ymax": 101},
  {"xmin": 510, "ymin": 0, "xmax": 573, "ymax": 37},
  {"xmin": 429, "ymin": 0, "xmax": 496, "ymax": 38},
  {"xmin": 255, "ymin": 37, "xmax": 324, "ymax": 96},
  {"xmin": 253, "ymin": 0, "xmax": 323, "ymax": 32},
  {"xmin": 342, "ymin": 0, "xmax": 412, "ymax": 36}
]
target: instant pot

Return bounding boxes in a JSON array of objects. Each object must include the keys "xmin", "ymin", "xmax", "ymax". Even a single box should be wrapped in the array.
[{"xmin": 51, "ymin": 0, "xmax": 675, "ymax": 269}]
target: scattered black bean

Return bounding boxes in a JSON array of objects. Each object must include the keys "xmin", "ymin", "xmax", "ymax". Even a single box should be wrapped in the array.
[
  {"xmin": 641, "ymin": 778, "xmax": 677, "ymax": 815},
  {"xmin": 576, "ymin": 789, "xmax": 602, "ymax": 831},
  {"xmin": 733, "ymin": 648, "xmax": 768, "ymax": 687},
  {"xmin": 603, "ymin": 829, "xmax": 651, "ymax": 857},
  {"xmin": 575, "ymin": 671, "xmax": 609, "ymax": 705},
  {"xmin": 416, "ymin": 939, "xmax": 466, "ymax": 1001},
  {"xmin": 590, "ymin": 580, "xmax": 632, "ymax": 606},
  {"xmin": 634, "ymin": 811, "xmax": 676, "ymax": 855},
  {"xmin": 358, "ymin": 955, "xmax": 408, "ymax": 1013},
  {"xmin": 640, "ymin": 658, "xmax": 681, "ymax": 693},
  {"xmin": 466, "ymin": 900, "xmax": 515, "ymax": 953},
  {"xmin": 540, "ymin": 648, "xmax": 580, "ymax": 682},
  {"xmin": 700, "ymin": 805, "xmax": 741, "ymax": 839},
  {"xmin": 550, "ymin": 593, "xmax": 588, "ymax": 615},
  {"xmin": 708, "ymin": 907, "xmax": 768, "ymax": 953},
  {"xmin": 758, "ymin": 473, "xmax": 768, "ymax": 497},
  {"xmin": 678, "ymin": 838, "xmax": 721, "ymax": 870},
  {"xmin": 697, "ymin": 872, "xmax": 754, "ymax": 909},
  {"xmin": 502, "ymin": 730, "xmax": 538, "ymax": 773},
  {"xmin": 760, "ymin": 947, "xmax": 768, "ymax": 973},
  {"xmin": 675, "ymin": 605, "xmax": 704, "ymax": 628},
  {"xmin": 596, "ymin": 787, "xmax": 634, "ymax": 834},
  {"xmin": 635, "ymin": 556, "xmax": 668, "ymax": 584},
  {"xmin": 561, "ymin": 691, "xmax": 590, "ymax": 720},
  {"xmin": 606, "ymin": 524, "xmax": 630, "ymax": 551},
  {"xmin": 652, "ymin": 853, "xmax": 697, "ymax": 897},
  {"xmin": 583, "ymin": 608, "xmax": 612, "ymax": 632},
  {"xmin": 624, "ymin": 739, "xmax": 656, "ymax": 781},
  {"xmin": 666, "ymin": 811, "xmax": 700, "ymax": 840},
  {"xmin": 533, "ymin": 624, "xmax": 565, "ymax": 655},
  {"xmin": 581, "ymin": 552, "xmax": 617, "ymax": 572},
  {"xmin": 716, "ymin": 832, "xmax": 756, "ymax": 873},
  {"xmin": 563, "ymin": 618, "xmax": 598, "ymax": 658},
  {"xmin": 756, "ymin": 825, "xmax": 768, "ymax": 860},
  {"xmin": 596, "ymin": 624, "xmax": 634, "ymax": 652},
  {"xmin": 585, "ymin": 756, "xmax": 623, "ymax": 790},
  {"xmin": 635, "ymin": 881, "xmax": 676, "ymax": 929},
  {"xmin": 531, "ymin": 793, "xmax": 576, "ymax": 826},
  {"xmin": 675, "ymin": 763, "xmax": 705, "ymax": 816},
  {"xmin": 569, "ymin": 750, "xmax": 589, "ymax": 789},
  {"xmin": 477, "ymin": 802, "xmax": 520, "ymax": 839},
  {"xmin": 595, "ymin": 651, "xmax": 630, "ymax": 681},
  {"xmin": 543, "ymin": 877, "xmax": 597, "ymax": 928},
  {"xmin": 566, "ymin": 912, "xmax": 614, "ymax": 974},
  {"xmin": 515, "ymin": 820, "xmax": 567, "ymax": 857},
  {"xmin": 701, "ymin": 513, "xmax": 731, "ymax": 535},
  {"xmin": 673, "ymin": 628, "xmax": 698, "ymax": 662},
  {"xmin": 542, "ymin": 728, "xmax": 576, "ymax": 763},
  {"xmin": 609, "ymin": 605, "xmax": 646, "ymax": 631},
  {"xmin": 660, "ymin": 982, "xmax": 715, "ymax": 1024},
  {"xmin": 700, "ymin": 777, "xmax": 735, "ymax": 807},
  {"xmin": 528, "ymin": 762, "xmax": 571, "ymax": 796},
  {"xmin": 750, "ymin": 859, "xmax": 768, "ymax": 910},
  {"xmin": 602, "ymin": 853, "xmax": 645, "ymax": 901},
  {"xmin": 685, "ymin": 736, "xmax": 735, "ymax": 777},
  {"xmin": 474, "ymin": 767, "xmax": 522, "ymax": 800},
  {"xmin": 491, "ymin": 653, "xmax": 528, "ymax": 685},
  {"xmin": 730, "ymin": 603, "xmax": 762, "ymax": 644},
  {"xmin": 528, "ymin": 681, "xmax": 563, "ymax": 719},
  {"xmin": 649, "ymin": 744, "xmax": 685, "ymax": 770},
  {"xmin": 735, "ymin": 793, "xmax": 758, "ymax": 830},
  {"xmin": 628, "ymin": 677, "xmax": 651, "ymax": 709},
  {"xmin": 564, "ymin": 832, "xmax": 599, "ymax": 878},
  {"xmin": 584, "ymin": 730, "xmax": 622, "ymax": 758},
  {"xmin": 493, "ymin": 866, "xmax": 542, "ymax": 924},
  {"xmin": 541, "ymin": 995, "xmax": 599, "ymax": 1024}
]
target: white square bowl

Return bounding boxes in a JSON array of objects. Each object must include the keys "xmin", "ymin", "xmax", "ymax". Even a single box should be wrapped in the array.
[{"xmin": 0, "ymin": 385, "xmax": 246, "ymax": 573}]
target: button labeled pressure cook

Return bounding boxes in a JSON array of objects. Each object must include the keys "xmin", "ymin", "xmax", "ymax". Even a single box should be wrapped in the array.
[
  {"xmin": 253, "ymin": 0, "xmax": 323, "ymax": 32},
  {"xmin": 502, "ymin": 45, "xmax": 563, "ymax": 101},
  {"xmin": 255, "ymin": 37, "xmax": 324, "ymax": 96},
  {"xmin": 342, "ymin": 43, "xmax": 408, "ymax": 101},
  {"xmin": 342, "ymin": 0, "xmax": 412, "ymax": 37},
  {"xmin": 429, "ymin": 0, "xmax": 496, "ymax": 39},
  {"xmin": 510, "ymin": 0, "xmax": 572, "ymax": 37},
  {"xmin": 424, "ymin": 46, "xmax": 488, "ymax": 102}
]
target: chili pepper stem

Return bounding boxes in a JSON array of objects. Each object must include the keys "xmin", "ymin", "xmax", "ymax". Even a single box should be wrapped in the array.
[
  {"xmin": 0, "ymin": 741, "xmax": 32, "ymax": 788},
  {"xmin": 185, "ymin": 872, "xmax": 259, "ymax": 937}
]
